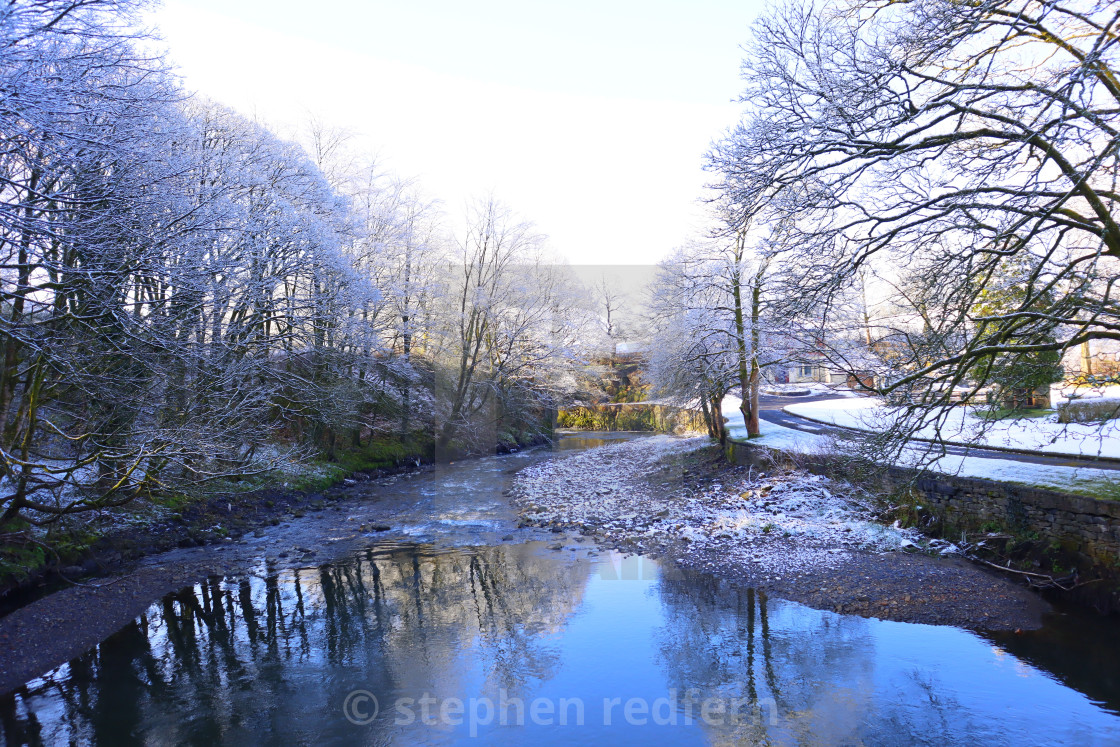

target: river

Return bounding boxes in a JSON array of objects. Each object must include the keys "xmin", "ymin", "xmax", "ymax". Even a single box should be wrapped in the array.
[{"xmin": 1, "ymin": 433, "xmax": 1118, "ymax": 745}]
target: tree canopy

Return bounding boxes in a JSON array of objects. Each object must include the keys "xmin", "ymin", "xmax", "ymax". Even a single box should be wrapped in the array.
[{"xmin": 708, "ymin": 0, "xmax": 1120, "ymax": 441}]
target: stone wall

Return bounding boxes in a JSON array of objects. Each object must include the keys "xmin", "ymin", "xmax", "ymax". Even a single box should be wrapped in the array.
[
  {"xmin": 727, "ymin": 439, "xmax": 1120, "ymax": 611},
  {"xmin": 899, "ymin": 470, "xmax": 1120, "ymax": 563}
]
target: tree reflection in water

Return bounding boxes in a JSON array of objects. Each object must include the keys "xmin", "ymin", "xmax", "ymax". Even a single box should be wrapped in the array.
[
  {"xmin": 3, "ymin": 546, "xmax": 1120, "ymax": 745},
  {"xmin": 0, "ymin": 542, "xmax": 593, "ymax": 745},
  {"xmin": 653, "ymin": 569, "xmax": 1029, "ymax": 746},
  {"xmin": 655, "ymin": 568, "xmax": 873, "ymax": 745}
]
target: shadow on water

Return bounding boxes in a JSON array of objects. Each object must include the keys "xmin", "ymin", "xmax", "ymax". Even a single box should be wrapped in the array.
[{"xmin": 982, "ymin": 602, "xmax": 1120, "ymax": 715}]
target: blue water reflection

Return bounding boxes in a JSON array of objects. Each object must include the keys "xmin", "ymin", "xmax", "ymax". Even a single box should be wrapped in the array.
[
  {"xmin": 2, "ymin": 543, "xmax": 1118, "ymax": 745},
  {"xmin": 2, "ymin": 433, "xmax": 1119, "ymax": 745}
]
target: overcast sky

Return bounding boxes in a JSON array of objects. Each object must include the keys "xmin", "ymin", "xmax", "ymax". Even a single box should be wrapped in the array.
[{"xmin": 149, "ymin": 0, "xmax": 767, "ymax": 265}]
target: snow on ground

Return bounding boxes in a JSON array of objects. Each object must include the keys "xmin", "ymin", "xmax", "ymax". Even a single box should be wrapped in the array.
[
  {"xmin": 761, "ymin": 382, "xmax": 861, "ymax": 398},
  {"xmin": 785, "ymin": 397, "xmax": 1120, "ymax": 460},
  {"xmin": 512, "ymin": 436, "xmax": 931, "ymax": 576},
  {"xmin": 721, "ymin": 395, "xmax": 1120, "ymax": 494},
  {"xmin": 1051, "ymin": 383, "xmax": 1120, "ymax": 407}
]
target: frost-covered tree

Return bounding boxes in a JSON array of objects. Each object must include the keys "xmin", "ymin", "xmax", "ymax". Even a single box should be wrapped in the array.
[
  {"xmin": 431, "ymin": 197, "xmax": 586, "ymax": 453},
  {"xmin": 340, "ymin": 164, "xmax": 445, "ymax": 443},
  {"xmin": 0, "ymin": 0, "xmax": 201, "ymax": 524},
  {"xmin": 648, "ymin": 232, "xmax": 788, "ymax": 439},
  {"xmin": 648, "ymin": 282, "xmax": 736, "ymax": 442},
  {"xmin": 0, "ymin": 0, "xmax": 594, "ymax": 531},
  {"xmin": 710, "ymin": 0, "xmax": 1120, "ymax": 447}
]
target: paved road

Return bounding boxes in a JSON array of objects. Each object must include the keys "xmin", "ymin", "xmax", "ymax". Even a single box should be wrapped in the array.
[{"xmin": 757, "ymin": 393, "xmax": 1120, "ymax": 472}]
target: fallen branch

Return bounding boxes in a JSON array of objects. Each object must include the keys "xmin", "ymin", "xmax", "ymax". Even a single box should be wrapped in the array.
[{"xmin": 975, "ymin": 558, "xmax": 1101, "ymax": 592}]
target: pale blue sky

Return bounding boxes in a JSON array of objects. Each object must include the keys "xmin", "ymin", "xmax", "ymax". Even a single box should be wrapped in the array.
[{"xmin": 151, "ymin": 0, "xmax": 769, "ymax": 263}]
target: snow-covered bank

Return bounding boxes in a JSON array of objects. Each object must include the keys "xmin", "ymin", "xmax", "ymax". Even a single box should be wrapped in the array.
[
  {"xmin": 511, "ymin": 436, "xmax": 1045, "ymax": 629},
  {"xmin": 786, "ymin": 397, "xmax": 1120, "ymax": 460},
  {"xmin": 1052, "ymin": 383, "xmax": 1120, "ymax": 407},
  {"xmin": 513, "ymin": 436, "xmax": 931, "ymax": 577}
]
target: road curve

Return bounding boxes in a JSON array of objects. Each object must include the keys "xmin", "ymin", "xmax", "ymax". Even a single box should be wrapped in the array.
[{"xmin": 757, "ymin": 393, "xmax": 1120, "ymax": 473}]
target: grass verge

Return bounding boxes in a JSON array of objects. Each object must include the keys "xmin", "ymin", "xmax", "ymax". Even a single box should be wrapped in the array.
[{"xmin": 973, "ymin": 407, "xmax": 1054, "ymax": 421}]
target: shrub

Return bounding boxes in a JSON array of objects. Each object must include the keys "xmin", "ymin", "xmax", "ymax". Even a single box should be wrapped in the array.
[{"xmin": 1057, "ymin": 398, "xmax": 1120, "ymax": 424}]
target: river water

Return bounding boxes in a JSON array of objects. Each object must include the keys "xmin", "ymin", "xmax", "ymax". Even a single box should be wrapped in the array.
[{"xmin": 1, "ymin": 434, "xmax": 1119, "ymax": 745}]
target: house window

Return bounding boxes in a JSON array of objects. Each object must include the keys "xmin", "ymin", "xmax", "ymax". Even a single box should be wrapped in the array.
[{"xmin": 799, "ymin": 365, "xmax": 814, "ymax": 377}]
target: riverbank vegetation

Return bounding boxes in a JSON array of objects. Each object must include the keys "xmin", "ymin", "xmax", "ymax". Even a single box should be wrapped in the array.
[
  {"xmin": 0, "ymin": 1, "xmax": 598, "ymax": 546},
  {"xmin": 555, "ymin": 403, "xmax": 704, "ymax": 432}
]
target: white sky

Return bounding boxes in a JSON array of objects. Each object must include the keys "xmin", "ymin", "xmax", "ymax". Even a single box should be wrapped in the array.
[{"xmin": 148, "ymin": 0, "xmax": 767, "ymax": 265}]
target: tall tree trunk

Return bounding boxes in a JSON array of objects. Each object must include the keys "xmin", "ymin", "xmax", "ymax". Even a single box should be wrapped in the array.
[
  {"xmin": 1081, "ymin": 341, "xmax": 1093, "ymax": 376},
  {"xmin": 731, "ymin": 231, "xmax": 753, "ymax": 435},
  {"xmin": 730, "ymin": 229, "xmax": 765, "ymax": 437},
  {"xmin": 0, "ymin": 170, "xmax": 39, "ymax": 444},
  {"xmin": 699, "ymin": 392, "xmax": 716, "ymax": 438},
  {"xmin": 746, "ymin": 262, "xmax": 767, "ymax": 437},
  {"xmin": 711, "ymin": 392, "xmax": 727, "ymax": 444}
]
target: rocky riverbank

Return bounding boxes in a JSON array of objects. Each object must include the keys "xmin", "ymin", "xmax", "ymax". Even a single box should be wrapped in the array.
[
  {"xmin": 0, "ymin": 462, "xmax": 426, "ymax": 613},
  {"xmin": 0, "ymin": 433, "xmax": 554, "ymax": 607},
  {"xmin": 511, "ymin": 435, "xmax": 1048, "ymax": 630},
  {"xmin": 0, "ymin": 435, "xmax": 556, "ymax": 698}
]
